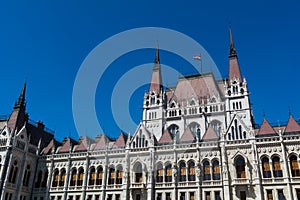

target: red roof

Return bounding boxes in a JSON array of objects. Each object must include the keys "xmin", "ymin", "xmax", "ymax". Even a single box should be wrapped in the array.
[
  {"xmin": 229, "ymin": 57, "xmax": 242, "ymax": 82},
  {"xmin": 74, "ymin": 137, "xmax": 94, "ymax": 152},
  {"xmin": 202, "ymin": 126, "xmax": 218, "ymax": 140},
  {"xmin": 93, "ymin": 135, "xmax": 109, "ymax": 150},
  {"xmin": 58, "ymin": 138, "xmax": 72, "ymax": 153},
  {"xmin": 158, "ymin": 129, "xmax": 173, "ymax": 144},
  {"xmin": 285, "ymin": 116, "xmax": 300, "ymax": 133},
  {"xmin": 257, "ymin": 119, "xmax": 276, "ymax": 135},
  {"xmin": 180, "ymin": 127, "xmax": 195, "ymax": 142},
  {"xmin": 113, "ymin": 133, "xmax": 127, "ymax": 148}
]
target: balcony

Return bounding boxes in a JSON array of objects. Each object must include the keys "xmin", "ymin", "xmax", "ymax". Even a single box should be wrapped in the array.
[
  {"xmin": 202, "ymin": 180, "xmax": 222, "ymax": 186},
  {"xmin": 291, "ymin": 177, "xmax": 300, "ymax": 183},
  {"xmin": 232, "ymin": 178, "xmax": 250, "ymax": 185}
]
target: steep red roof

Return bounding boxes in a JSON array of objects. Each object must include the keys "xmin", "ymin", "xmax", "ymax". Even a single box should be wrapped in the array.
[
  {"xmin": 93, "ymin": 135, "xmax": 109, "ymax": 150},
  {"xmin": 202, "ymin": 126, "xmax": 218, "ymax": 140},
  {"xmin": 42, "ymin": 139, "xmax": 61, "ymax": 155},
  {"xmin": 149, "ymin": 46, "xmax": 162, "ymax": 94},
  {"xmin": 174, "ymin": 74, "xmax": 223, "ymax": 105},
  {"xmin": 257, "ymin": 119, "xmax": 276, "ymax": 135},
  {"xmin": 74, "ymin": 137, "xmax": 94, "ymax": 152},
  {"xmin": 285, "ymin": 116, "xmax": 300, "ymax": 133},
  {"xmin": 228, "ymin": 27, "xmax": 242, "ymax": 82},
  {"xmin": 180, "ymin": 127, "xmax": 195, "ymax": 143},
  {"xmin": 113, "ymin": 133, "xmax": 127, "ymax": 148},
  {"xmin": 158, "ymin": 129, "xmax": 173, "ymax": 144},
  {"xmin": 58, "ymin": 138, "xmax": 71, "ymax": 153}
]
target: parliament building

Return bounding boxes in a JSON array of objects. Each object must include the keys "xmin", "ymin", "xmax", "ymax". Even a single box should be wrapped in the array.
[{"xmin": 0, "ymin": 29, "xmax": 300, "ymax": 200}]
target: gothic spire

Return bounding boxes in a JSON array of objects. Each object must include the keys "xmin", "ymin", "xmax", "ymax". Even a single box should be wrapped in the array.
[
  {"xmin": 14, "ymin": 81, "xmax": 26, "ymax": 109},
  {"xmin": 149, "ymin": 43, "xmax": 163, "ymax": 94},
  {"xmin": 228, "ymin": 26, "xmax": 242, "ymax": 82}
]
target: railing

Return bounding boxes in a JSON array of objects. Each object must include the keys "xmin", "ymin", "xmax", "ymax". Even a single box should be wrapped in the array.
[
  {"xmin": 232, "ymin": 178, "xmax": 250, "ymax": 185},
  {"xmin": 131, "ymin": 183, "xmax": 144, "ymax": 188},
  {"xmin": 202, "ymin": 180, "xmax": 221, "ymax": 186}
]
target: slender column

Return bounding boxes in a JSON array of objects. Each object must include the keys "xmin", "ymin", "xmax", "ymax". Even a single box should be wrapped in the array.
[
  {"xmin": 0, "ymin": 144, "xmax": 13, "ymax": 200},
  {"xmin": 220, "ymin": 134, "xmax": 230, "ymax": 200},
  {"xmin": 279, "ymin": 131, "xmax": 293, "ymax": 199},
  {"xmin": 15, "ymin": 149, "xmax": 27, "ymax": 200},
  {"xmin": 81, "ymin": 154, "xmax": 90, "ymax": 200},
  {"xmin": 63, "ymin": 155, "xmax": 71, "ymax": 200}
]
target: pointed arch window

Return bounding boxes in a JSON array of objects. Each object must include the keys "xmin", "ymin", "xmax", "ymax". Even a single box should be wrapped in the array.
[
  {"xmin": 89, "ymin": 167, "xmax": 96, "ymax": 185},
  {"xmin": 272, "ymin": 156, "xmax": 283, "ymax": 177},
  {"xmin": 77, "ymin": 168, "xmax": 84, "ymax": 186},
  {"xmin": 235, "ymin": 157, "xmax": 246, "ymax": 178},
  {"xmin": 179, "ymin": 161, "xmax": 186, "ymax": 182},
  {"xmin": 59, "ymin": 168, "xmax": 66, "ymax": 186},
  {"xmin": 52, "ymin": 169, "xmax": 59, "ymax": 187},
  {"xmin": 168, "ymin": 124, "xmax": 179, "ymax": 139},
  {"xmin": 188, "ymin": 161, "xmax": 196, "ymax": 181},
  {"xmin": 156, "ymin": 163, "xmax": 163, "ymax": 183},
  {"xmin": 108, "ymin": 167, "xmax": 115, "ymax": 185},
  {"xmin": 212, "ymin": 160, "xmax": 220, "ymax": 180},
  {"xmin": 70, "ymin": 168, "xmax": 77, "ymax": 186},
  {"xmin": 165, "ymin": 164, "xmax": 172, "ymax": 182},
  {"xmin": 203, "ymin": 161, "xmax": 211, "ymax": 180},
  {"xmin": 262, "ymin": 157, "xmax": 271, "ymax": 178},
  {"xmin": 8, "ymin": 160, "xmax": 18, "ymax": 184},
  {"xmin": 134, "ymin": 162, "xmax": 143, "ymax": 183},
  {"xmin": 96, "ymin": 166, "xmax": 103, "ymax": 185},
  {"xmin": 116, "ymin": 167, "xmax": 123, "ymax": 184},
  {"xmin": 290, "ymin": 155, "xmax": 300, "ymax": 177}
]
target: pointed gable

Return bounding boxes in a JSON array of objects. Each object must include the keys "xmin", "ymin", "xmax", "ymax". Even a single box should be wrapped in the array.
[
  {"xmin": 74, "ymin": 137, "xmax": 94, "ymax": 152},
  {"xmin": 42, "ymin": 139, "xmax": 61, "ymax": 155},
  {"xmin": 285, "ymin": 116, "xmax": 300, "ymax": 133},
  {"xmin": 257, "ymin": 119, "xmax": 276, "ymax": 136},
  {"xmin": 202, "ymin": 126, "xmax": 218, "ymax": 141},
  {"xmin": 180, "ymin": 127, "xmax": 195, "ymax": 143},
  {"xmin": 93, "ymin": 135, "xmax": 110, "ymax": 150},
  {"xmin": 158, "ymin": 129, "xmax": 173, "ymax": 144},
  {"xmin": 57, "ymin": 138, "xmax": 77, "ymax": 153},
  {"xmin": 113, "ymin": 132, "xmax": 127, "ymax": 148}
]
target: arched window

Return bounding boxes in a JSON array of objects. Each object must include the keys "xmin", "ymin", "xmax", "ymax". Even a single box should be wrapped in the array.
[
  {"xmin": 59, "ymin": 168, "xmax": 66, "ymax": 187},
  {"xmin": 8, "ymin": 160, "xmax": 18, "ymax": 184},
  {"xmin": 108, "ymin": 167, "xmax": 115, "ymax": 185},
  {"xmin": 156, "ymin": 163, "xmax": 163, "ymax": 183},
  {"xmin": 213, "ymin": 160, "xmax": 220, "ymax": 180},
  {"xmin": 52, "ymin": 169, "xmax": 59, "ymax": 187},
  {"xmin": 272, "ymin": 156, "xmax": 283, "ymax": 177},
  {"xmin": 179, "ymin": 161, "xmax": 186, "ymax": 182},
  {"xmin": 262, "ymin": 157, "xmax": 271, "ymax": 178},
  {"xmin": 211, "ymin": 120, "xmax": 221, "ymax": 136},
  {"xmin": 188, "ymin": 161, "xmax": 196, "ymax": 181},
  {"xmin": 189, "ymin": 122, "xmax": 200, "ymax": 135},
  {"xmin": 70, "ymin": 168, "xmax": 77, "ymax": 186},
  {"xmin": 96, "ymin": 166, "xmax": 103, "ymax": 185},
  {"xmin": 77, "ymin": 168, "xmax": 84, "ymax": 186},
  {"xmin": 35, "ymin": 170, "xmax": 43, "ymax": 188},
  {"xmin": 41, "ymin": 170, "xmax": 48, "ymax": 188},
  {"xmin": 168, "ymin": 124, "xmax": 179, "ymax": 139},
  {"xmin": 235, "ymin": 157, "xmax": 246, "ymax": 178},
  {"xmin": 89, "ymin": 167, "xmax": 96, "ymax": 185},
  {"xmin": 203, "ymin": 161, "xmax": 211, "ymax": 181},
  {"xmin": 116, "ymin": 166, "xmax": 123, "ymax": 184},
  {"xmin": 165, "ymin": 163, "xmax": 172, "ymax": 182},
  {"xmin": 290, "ymin": 155, "xmax": 300, "ymax": 177},
  {"xmin": 134, "ymin": 162, "xmax": 143, "ymax": 183}
]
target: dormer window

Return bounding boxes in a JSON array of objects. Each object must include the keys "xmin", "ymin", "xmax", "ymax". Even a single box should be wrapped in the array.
[{"xmin": 190, "ymin": 100, "xmax": 195, "ymax": 106}]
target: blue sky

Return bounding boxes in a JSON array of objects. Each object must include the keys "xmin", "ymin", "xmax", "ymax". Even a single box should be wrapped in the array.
[{"xmin": 0, "ymin": 1, "xmax": 299, "ymax": 141}]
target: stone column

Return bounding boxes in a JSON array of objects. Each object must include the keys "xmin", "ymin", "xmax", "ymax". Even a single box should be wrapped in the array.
[
  {"xmin": 82, "ymin": 153, "xmax": 90, "ymax": 200},
  {"xmin": 63, "ymin": 155, "xmax": 72, "ymax": 200}
]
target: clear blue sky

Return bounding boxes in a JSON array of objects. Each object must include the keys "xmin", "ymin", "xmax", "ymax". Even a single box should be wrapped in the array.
[{"xmin": 0, "ymin": 1, "xmax": 299, "ymax": 141}]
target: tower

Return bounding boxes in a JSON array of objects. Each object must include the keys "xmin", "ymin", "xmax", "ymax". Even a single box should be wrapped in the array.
[
  {"xmin": 142, "ymin": 44, "xmax": 165, "ymax": 140},
  {"xmin": 224, "ymin": 27, "xmax": 254, "ymax": 140}
]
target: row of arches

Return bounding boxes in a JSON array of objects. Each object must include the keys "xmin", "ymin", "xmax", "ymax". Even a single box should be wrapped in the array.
[
  {"xmin": 261, "ymin": 154, "xmax": 300, "ymax": 178},
  {"xmin": 52, "ymin": 165, "xmax": 124, "ymax": 188},
  {"xmin": 7, "ymin": 160, "xmax": 33, "ymax": 187}
]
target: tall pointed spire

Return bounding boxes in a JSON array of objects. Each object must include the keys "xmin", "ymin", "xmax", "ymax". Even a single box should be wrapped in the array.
[
  {"xmin": 154, "ymin": 41, "xmax": 160, "ymax": 64},
  {"xmin": 229, "ymin": 26, "xmax": 237, "ymax": 57},
  {"xmin": 15, "ymin": 81, "xmax": 26, "ymax": 109},
  {"xmin": 228, "ymin": 26, "xmax": 242, "ymax": 82},
  {"xmin": 149, "ymin": 42, "xmax": 163, "ymax": 94}
]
